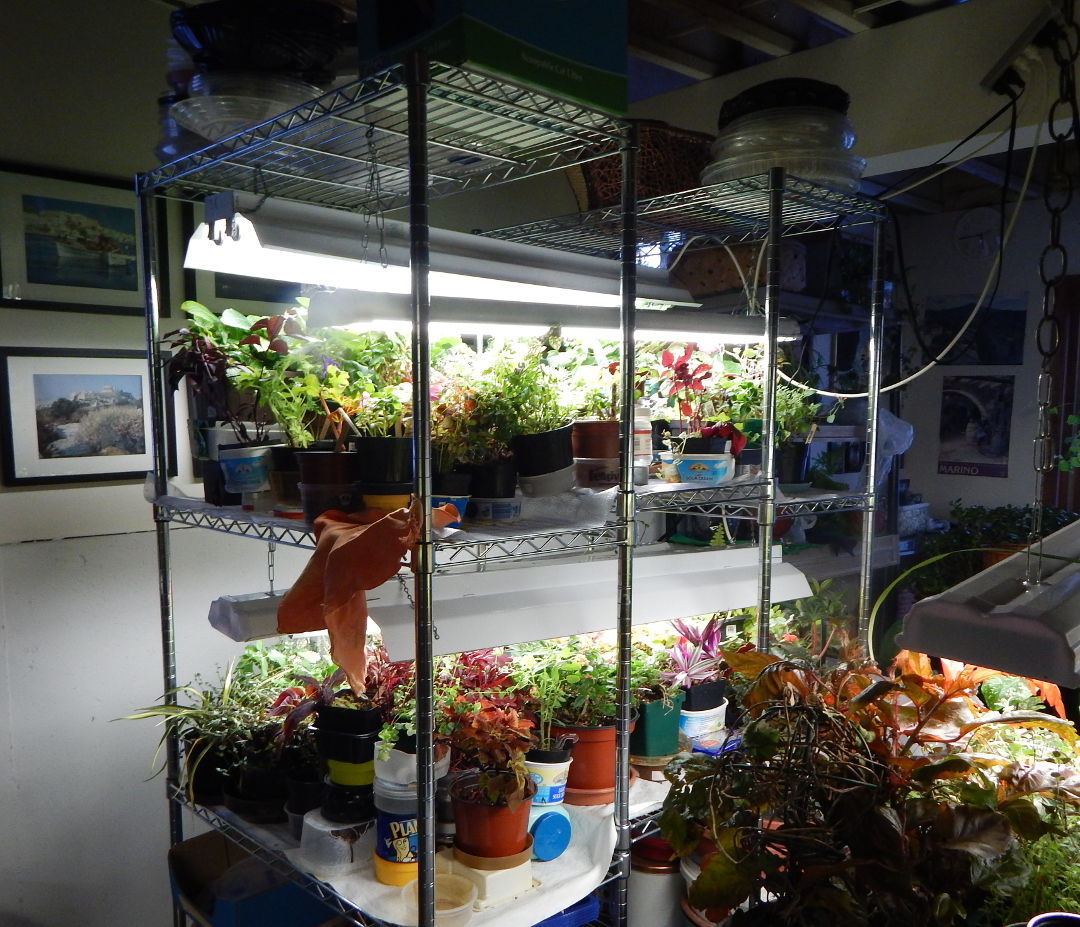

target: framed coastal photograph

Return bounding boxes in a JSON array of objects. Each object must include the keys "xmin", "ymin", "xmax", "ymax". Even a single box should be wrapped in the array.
[
  {"xmin": 0, "ymin": 166, "xmax": 144, "ymax": 315},
  {"xmin": 0, "ymin": 348, "xmax": 160, "ymax": 486}
]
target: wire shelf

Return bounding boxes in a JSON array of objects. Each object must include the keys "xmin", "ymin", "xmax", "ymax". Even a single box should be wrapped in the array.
[
  {"xmin": 173, "ymin": 788, "xmax": 383, "ymax": 927},
  {"xmin": 139, "ymin": 62, "xmax": 625, "ymax": 212},
  {"xmin": 158, "ymin": 498, "xmax": 317, "ymax": 548},
  {"xmin": 636, "ymin": 483, "xmax": 872, "ymax": 518},
  {"xmin": 434, "ymin": 523, "xmax": 626, "ymax": 568},
  {"xmin": 156, "ymin": 497, "xmax": 626, "ymax": 567},
  {"xmin": 481, "ymin": 173, "xmax": 887, "ymax": 258},
  {"xmin": 637, "ymin": 481, "xmax": 767, "ymax": 516}
]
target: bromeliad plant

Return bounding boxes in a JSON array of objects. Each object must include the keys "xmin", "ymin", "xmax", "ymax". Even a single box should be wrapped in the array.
[{"xmin": 660, "ymin": 646, "xmax": 1080, "ymax": 927}]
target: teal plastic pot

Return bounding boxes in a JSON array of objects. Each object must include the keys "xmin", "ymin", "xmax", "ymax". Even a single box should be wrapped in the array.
[{"xmin": 629, "ymin": 690, "xmax": 686, "ymax": 758}]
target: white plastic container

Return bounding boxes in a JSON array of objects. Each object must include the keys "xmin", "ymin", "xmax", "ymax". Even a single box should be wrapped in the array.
[
  {"xmin": 298, "ymin": 808, "xmax": 367, "ymax": 877},
  {"xmin": 679, "ymin": 699, "xmax": 728, "ymax": 739},
  {"xmin": 218, "ymin": 445, "xmax": 271, "ymax": 493},
  {"xmin": 524, "ymin": 757, "xmax": 573, "ymax": 805},
  {"xmin": 518, "ymin": 463, "xmax": 576, "ymax": 497},
  {"xmin": 466, "ymin": 497, "xmax": 523, "ymax": 525},
  {"xmin": 673, "ymin": 453, "xmax": 734, "ymax": 485}
]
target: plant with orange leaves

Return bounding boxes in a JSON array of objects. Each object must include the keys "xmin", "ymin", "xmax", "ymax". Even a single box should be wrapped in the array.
[{"xmin": 660, "ymin": 643, "xmax": 1080, "ymax": 927}]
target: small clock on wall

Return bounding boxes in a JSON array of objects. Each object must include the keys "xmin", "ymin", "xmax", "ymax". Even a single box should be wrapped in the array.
[{"xmin": 954, "ymin": 206, "xmax": 1001, "ymax": 260}]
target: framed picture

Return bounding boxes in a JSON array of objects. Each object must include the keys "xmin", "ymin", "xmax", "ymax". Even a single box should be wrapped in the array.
[
  {"xmin": 0, "ymin": 347, "xmax": 170, "ymax": 486},
  {"xmin": 181, "ymin": 203, "xmax": 302, "ymax": 317},
  {"xmin": 0, "ymin": 164, "xmax": 145, "ymax": 315}
]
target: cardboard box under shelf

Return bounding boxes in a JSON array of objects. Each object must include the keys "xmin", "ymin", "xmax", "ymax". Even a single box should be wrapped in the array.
[
  {"xmin": 168, "ymin": 831, "xmax": 337, "ymax": 927},
  {"xmin": 357, "ymin": 0, "xmax": 627, "ymax": 114},
  {"xmin": 672, "ymin": 241, "xmax": 806, "ymax": 299}
]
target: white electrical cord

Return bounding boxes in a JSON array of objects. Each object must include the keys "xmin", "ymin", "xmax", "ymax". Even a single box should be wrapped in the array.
[{"xmin": 781, "ymin": 52, "xmax": 1049, "ymax": 400}]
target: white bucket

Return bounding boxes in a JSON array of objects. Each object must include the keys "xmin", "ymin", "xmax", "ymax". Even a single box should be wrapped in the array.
[
  {"xmin": 679, "ymin": 699, "xmax": 728, "ymax": 739},
  {"xmin": 525, "ymin": 757, "xmax": 573, "ymax": 805}
]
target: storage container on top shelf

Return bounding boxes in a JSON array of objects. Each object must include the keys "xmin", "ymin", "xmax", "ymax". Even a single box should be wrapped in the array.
[{"xmin": 355, "ymin": 0, "xmax": 628, "ymax": 113}]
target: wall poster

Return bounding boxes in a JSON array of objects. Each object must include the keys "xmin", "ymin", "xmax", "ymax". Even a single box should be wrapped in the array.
[{"xmin": 937, "ymin": 375, "xmax": 1014, "ymax": 478}]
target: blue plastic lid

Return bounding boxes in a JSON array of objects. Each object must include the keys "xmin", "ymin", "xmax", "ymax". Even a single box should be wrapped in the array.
[
  {"xmin": 530, "ymin": 811, "xmax": 572, "ymax": 862},
  {"xmin": 531, "ymin": 892, "xmax": 601, "ymax": 927}
]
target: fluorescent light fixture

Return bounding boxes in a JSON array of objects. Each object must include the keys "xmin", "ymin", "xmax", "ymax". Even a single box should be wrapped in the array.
[
  {"xmin": 893, "ymin": 519, "xmax": 1080, "ymax": 686},
  {"xmin": 308, "ymin": 289, "xmax": 801, "ymax": 344},
  {"xmin": 368, "ymin": 545, "xmax": 811, "ymax": 660},
  {"xmin": 184, "ymin": 193, "xmax": 698, "ymax": 310}
]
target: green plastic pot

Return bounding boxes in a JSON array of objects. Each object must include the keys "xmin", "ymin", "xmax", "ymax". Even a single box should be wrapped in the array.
[{"xmin": 629, "ymin": 690, "xmax": 686, "ymax": 758}]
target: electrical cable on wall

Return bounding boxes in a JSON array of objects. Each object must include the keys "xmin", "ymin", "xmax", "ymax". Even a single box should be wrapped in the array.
[{"xmin": 780, "ymin": 50, "xmax": 1049, "ymax": 401}]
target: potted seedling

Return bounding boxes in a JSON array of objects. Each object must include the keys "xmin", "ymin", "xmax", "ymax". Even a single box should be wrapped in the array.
[{"xmin": 446, "ymin": 692, "xmax": 538, "ymax": 859}]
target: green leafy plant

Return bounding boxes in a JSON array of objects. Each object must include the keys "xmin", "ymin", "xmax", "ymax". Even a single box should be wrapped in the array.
[
  {"xmin": 162, "ymin": 299, "xmax": 314, "ymax": 444},
  {"xmin": 512, "ymin": 635, "xmax": 620, "ymax": 734},
  {"xmin": 660, "ymin": 648, "xmax": 1080, "ymax": 927},
  {"xmin": 122, "ymin": 642, "xmax": 297, "ymax": 801}
]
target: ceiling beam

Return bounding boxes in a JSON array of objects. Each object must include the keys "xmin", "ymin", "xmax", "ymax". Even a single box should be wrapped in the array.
[
  {"xmin": 787, "ymin": 0, "xmax": 876, "ymax": 33},
  {"xmin": 858, "ymin": 179, "xmax": 941, "ymax": 214},
  {"xmin": 629, "ymin": 33, "xmax": 718, "ymax": 81},
  {"xmin": 642, "ymin": 0, "xmax": 798, "ymax": 58},
  {"xmin": 953, "ymin": 157, "xmax": 1042, "ymax": 200}
]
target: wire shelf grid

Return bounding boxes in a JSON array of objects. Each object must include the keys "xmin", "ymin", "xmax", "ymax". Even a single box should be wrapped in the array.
[
  {"xmin": 139, "ymin": 62, "xmax": 625, "ymax": 212},
  {"xmin": 481, "ymin": 174, "xmax": 886, "ymax": 258},
  {"xmin": 172, "ymin": 787, "xmax": 383, "ymax": 926}
]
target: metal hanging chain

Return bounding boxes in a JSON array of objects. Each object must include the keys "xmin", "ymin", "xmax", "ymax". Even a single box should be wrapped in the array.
[
  {"xmin": 1030, "ymin": 0, "xmax": 1080, "ymax": 585},
  {"xmin": 396, "ymin": 573, "xmax": 437, "ymax": 639},
  {"xmin": 267, "ymin": 541, "xmax": 277, "ymax": 594},
  {"xmin": 361, "ymin": 123, "xmax": 389, "ymax": 268}
]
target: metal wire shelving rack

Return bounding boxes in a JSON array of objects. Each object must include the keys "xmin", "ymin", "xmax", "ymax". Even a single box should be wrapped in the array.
[{"xmin": 139, "ymin": 49, "xmax": 887, "ymax": 927}]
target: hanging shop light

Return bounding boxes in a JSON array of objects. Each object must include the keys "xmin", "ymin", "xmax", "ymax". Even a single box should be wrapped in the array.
[
  {"xmin": 306, "ymin": 289, "xmax": 802, "ymax": 344},
  {"xmin": 366, "ymin": 545, "xmax": 811, "ymax": 661},
  {"xmin": 184, "ymin": 192, "xmax": 699, "ymax": 310},
  {"xmin": 894, "ymin": 519, "xmax": 1080, "ymax": 686}
]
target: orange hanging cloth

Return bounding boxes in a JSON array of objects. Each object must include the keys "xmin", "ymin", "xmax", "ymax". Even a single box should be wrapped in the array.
[{"xmin": 278, "ymin": 500, "xmax": 459, "ymax": 693}]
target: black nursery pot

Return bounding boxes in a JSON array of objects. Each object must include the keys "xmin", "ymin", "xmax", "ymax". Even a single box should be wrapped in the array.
[
  {"xmin": 776, "ymin": 441, "xmax": 812, "ymax": 484},
  {"xmin": 511, "ymin": 423, "xmax": 574, "ymax": 477},
  {"xmin": 222, "ymin": 769, "xmax": 289, "ymax": 824},
  {"xmin": 461, "ymin": 460, "xmax": 517, "ymax": 498},
  {"xmin": 680, "ymin": 435, "xmax": 730, "ymax": 455},
  {"xmin": 314, "ymin": 727, "xmax": 379, "ymax": 765},
  {"xmin": 432, "ymin": 469, "xmax": 473, "ymax": 496},
  {"xmin": 315, "ymin": 702, "xmax": 384, "ymax": 735},
  {"xmin": 285, "ymin": 773, "xmax": 326, "ymax": 815},
  {"xmin": 681, "ymin": 679, "xmax": 729, "ymax": 712},
  {"xmin": 351, "ymin": 435, "xmax": 414, "ymax": 485},
  {"xmin": 321, "ymin": 782, "xmax": 375, "ymax": 824},
  {"xmin": 295, "ymin": 449, "xmax": 363, "ymax": 485},
  {"xmin": 526, "ymin": 745, "xmax": 575, "ymax": 764}
]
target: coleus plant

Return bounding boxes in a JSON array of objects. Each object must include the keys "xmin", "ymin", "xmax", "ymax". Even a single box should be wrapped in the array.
[{"xmin": 660, "ymin": 646, "xmax": 1080, "ymax": 927}]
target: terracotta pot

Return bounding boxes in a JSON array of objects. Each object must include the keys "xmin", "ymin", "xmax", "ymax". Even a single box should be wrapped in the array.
[
  {"xmin": 449, "ymin": 770, "xmax": 536, "ymax": 859},
  {"xmin": 551, "ymin": 719, "xmax": 635, "ymax": 792},
  {"xmin": 571, "ymin": 419, "xmax": 620, "ymax": 459},
  {"xmin": 981, "ymin": 543, "xmax": 1026, "ymax": 569}
]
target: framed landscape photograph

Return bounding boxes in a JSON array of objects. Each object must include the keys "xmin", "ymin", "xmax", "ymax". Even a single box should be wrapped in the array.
[
  {"xmin": 0, "ymin": 165, "xmax": 144, "ymax": 315},
  {"xmin": 0, "ymin": 348, "xmax": 160, "ymax": 486}
]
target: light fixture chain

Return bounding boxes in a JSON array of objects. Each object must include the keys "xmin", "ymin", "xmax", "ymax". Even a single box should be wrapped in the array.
[
  {"xmin": 366, "ymin": 123, "xmax": 388, "ymax": 268},
  {"xmin": 1030, "ymin": 1, "xmax": 1079, "ymax": 581}
]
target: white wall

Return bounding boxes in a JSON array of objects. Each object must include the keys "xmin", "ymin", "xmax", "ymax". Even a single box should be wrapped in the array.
[
  {"xmin": 896, "ymin": 198, "xmax": 1074, "ymax": 518},
  {"xmin": 0, "ymin": 528, "xmax": 313, "ymax": 927}
]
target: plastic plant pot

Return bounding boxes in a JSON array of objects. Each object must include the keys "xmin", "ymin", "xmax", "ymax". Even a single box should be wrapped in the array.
[
  {"xmin": 629, "ymin": 690, "xmax": 686, "ymax": 758},
  {"xmin": 401, "ymin": 873, "xmax": 477, "ymax": 927},
  {"xmin": 449, "ymin": 770, "xmax": 536, "ymax": 859}
]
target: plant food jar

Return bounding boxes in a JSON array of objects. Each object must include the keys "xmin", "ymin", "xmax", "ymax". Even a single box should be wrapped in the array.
[{"xmin": 629, "ymin": 837, "xmax": 685, "ymax": 927}]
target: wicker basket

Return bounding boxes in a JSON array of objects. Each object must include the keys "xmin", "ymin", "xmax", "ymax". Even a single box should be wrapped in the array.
[{"xmin": 568, "ymin": 120, "xmax": 714, "ymax": 211}]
